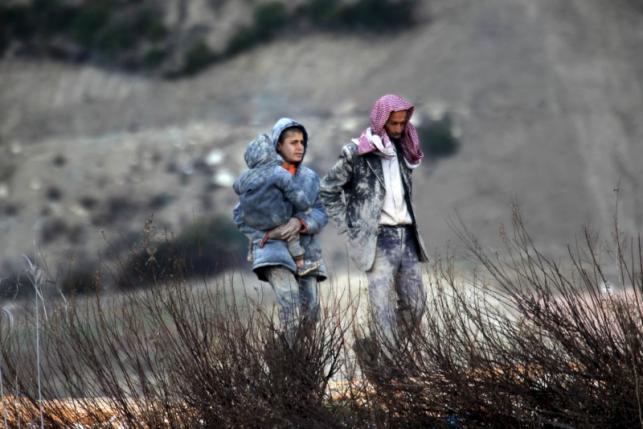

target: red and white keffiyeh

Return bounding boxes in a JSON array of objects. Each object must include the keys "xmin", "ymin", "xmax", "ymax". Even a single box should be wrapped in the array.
[{"xmin": 355, "ymin": 94, "xmax": 423, "ymax": 168}]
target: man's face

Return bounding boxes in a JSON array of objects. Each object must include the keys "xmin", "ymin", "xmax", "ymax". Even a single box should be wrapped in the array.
[
  {"xmin": 277, "ymin": 130, "xmax": 305, "ymax": 163},
  {"xmin": 384, "ymin": 110, "xmax": 408, "ymax": 139}
]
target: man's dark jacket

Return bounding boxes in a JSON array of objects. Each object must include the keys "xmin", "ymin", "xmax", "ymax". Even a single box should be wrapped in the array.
[{"xmin": 320, "ymin": 142, "xmax": 428, "ymax": 271}]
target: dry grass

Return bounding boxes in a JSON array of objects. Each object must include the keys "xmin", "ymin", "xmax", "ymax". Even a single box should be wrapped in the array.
[{"xmin": 1, "ymin": 207, "xmax": 642, "ymax": 428}]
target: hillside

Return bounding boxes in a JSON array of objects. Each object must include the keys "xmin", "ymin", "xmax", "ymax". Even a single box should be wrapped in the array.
[{"xmin": 0, "ymin": 0, "xmax": 642, "ymax": 283}]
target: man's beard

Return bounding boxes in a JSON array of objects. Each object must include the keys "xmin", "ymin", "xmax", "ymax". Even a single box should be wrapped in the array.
[{"xmin": 390, "ymin": 137, "xmax": 404, "ymax": 155}]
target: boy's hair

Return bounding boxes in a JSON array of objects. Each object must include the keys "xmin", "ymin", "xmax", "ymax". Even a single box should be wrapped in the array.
[{"xmin": 278, "ymin": 125, "xmax": 306, "ymax": 144}]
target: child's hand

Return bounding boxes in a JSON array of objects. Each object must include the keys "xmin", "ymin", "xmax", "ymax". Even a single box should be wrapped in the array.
[{"xmin": 259, "ymin": 232, "xmax": 271, "ymax": 248}]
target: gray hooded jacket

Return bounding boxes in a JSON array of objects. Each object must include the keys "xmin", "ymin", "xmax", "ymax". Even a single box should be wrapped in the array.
[
  {"xmin": 233, "ymin": 118, "xmax": 328, "ymax": 281},
  {"xmin": 233, "ymin": 133, "xmax": 314, "ymax": 231}
]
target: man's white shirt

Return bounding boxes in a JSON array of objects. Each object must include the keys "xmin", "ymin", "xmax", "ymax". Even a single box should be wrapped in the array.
[{"xmin": 379, "ymin": 149, "xmax": 413, "ymax": 226}]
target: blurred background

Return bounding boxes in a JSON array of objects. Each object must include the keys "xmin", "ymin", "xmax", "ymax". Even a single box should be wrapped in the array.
[{"xmin": 0, "ymin": 0, "xmax": 642, "ymax": 296}]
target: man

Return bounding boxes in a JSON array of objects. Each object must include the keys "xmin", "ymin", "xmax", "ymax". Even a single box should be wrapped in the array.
[{"xmin": 320, "ymin": 94, "xmax": 428, "ymax": 350}]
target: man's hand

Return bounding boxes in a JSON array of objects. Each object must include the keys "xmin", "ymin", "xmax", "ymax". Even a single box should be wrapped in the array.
[{"xmin": 259, "ymin": 218, "xmax": 302, "ymax": 247}]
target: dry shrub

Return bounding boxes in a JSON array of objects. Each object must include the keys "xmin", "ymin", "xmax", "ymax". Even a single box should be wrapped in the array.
[
  {"xmin": 2, "ymin": 206, "xmax": 642, "ymax": 428},
  {"xmin": 153, "ymin": 281, "xmax": 351, "ymax": 428},
  {"xmin": 356, "ymin": 207, "xmax": 643, "ymax": 428},
  {"xmin": 0, "ymin": 274, "xmax": 354, "ymax": 428}
]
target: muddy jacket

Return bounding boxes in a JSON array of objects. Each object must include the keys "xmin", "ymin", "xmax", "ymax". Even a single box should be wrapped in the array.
[
  {"xmin": 233, "ymin": 118, "xmax": 328, "ymax": 281},
  {"xmin": 320, "ymin": 142, "xmax": 428, "ymax": 271},
  {"xmin": 233, "ymin": 133, "xmax": 315, "ymax": 231}
]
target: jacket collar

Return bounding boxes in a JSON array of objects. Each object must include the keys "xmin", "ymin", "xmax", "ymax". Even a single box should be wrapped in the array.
[
  {"xmin": 364, "ymin": 152, "xmax": 412, "ymax": 192},
  {"xmin": 365, "ymin": 155, "xmax": 385, "ymax": 187}
]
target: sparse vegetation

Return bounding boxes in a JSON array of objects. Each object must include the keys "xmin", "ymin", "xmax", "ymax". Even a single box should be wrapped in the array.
[
  {"xmin": 224, "ymin": 0, "xmax": 419, "ymax": 60},
  {"xmin": 0, "ymin": 0, "xmax": 169, "ymax": 72},
  {"xmin": 39, "ymin": 217, "xmax": 68, "ymax": 244},
  {"xmin": 91, "ymin": 195, "xmax": 139, "ymax": 226},
  {"xmin": 180, "ymin": 40, "xmax": 217, "ymax": 77},
  {"xmin": 45, "ymin": 186, "xmax": 62, "ymax": 202},
  {"xmin": 224, "ymin": 1, "xmax": 288, "ymax": 57},
  {"xmin": 147, "ymin": 192, "xmax": 174, "ymax": 210},
  {"xmin": 116, "ymin": 216, "xmax": 247, "ymax": 289},
  {"xmin": 78, "ymin": 195, "xmax": 98, "ymax": 211},
  {"xmin": 0, "ymin": 0, "xmax": 421, "ymax": 77},
  {"xmin": 0, "ymin": 264, "xmax": 353, "ymax": 427},
  {"xmin": 1, "ymin": 208, "xmax": 642, "ymax": 427},
  {"xmin": 2, "ymin": 202, "xmax": 20, "ymax": 217},
  {"xmin": 0, "ymin": 273, "xmax": 29, "ymax": 300},
  {"xmin": 58, "ymin": 265, "xmax": 98, "ymax": 295},
  {"xmin": 417, "ymin": 112, "xmax": 461, "ymax": 160},
  {"xmin": 349, "ymin": 207, "xmax": 643, "ymax": 427},
  {"xmin": 51, "ymin": 154, "xmax": 66, "ymax": 167},
  {"xmin": 299, "ymin": 0, "xmax": 418, "ymax": 32}
]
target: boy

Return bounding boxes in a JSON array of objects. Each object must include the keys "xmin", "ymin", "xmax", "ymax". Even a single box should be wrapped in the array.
[{"xmin": 234, "ymin": 133, "xmax": 320, "ymax": 276}]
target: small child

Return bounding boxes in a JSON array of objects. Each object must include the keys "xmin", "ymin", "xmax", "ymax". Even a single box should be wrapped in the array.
[{"xmin": 233, "ymin": 134, "xmax": 320, "ymax": 276}]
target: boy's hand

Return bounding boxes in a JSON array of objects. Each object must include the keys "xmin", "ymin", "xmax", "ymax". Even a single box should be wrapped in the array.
[
  {"xmin": 279, "ymin": 217, "xmax": 302, "ymax": 241},
  {"xmin": 260, "ymin": 218, "xmax": 301, "ymax": 247}
]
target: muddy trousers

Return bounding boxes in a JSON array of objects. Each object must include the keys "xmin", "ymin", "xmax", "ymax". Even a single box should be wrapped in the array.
[
  {"xmin": 265, "ymin": 267, "xmax": 319, "ymax": 342},
  {"xmin": 365, "ymin": 225, "xmax": 426, "ymax": 349}
]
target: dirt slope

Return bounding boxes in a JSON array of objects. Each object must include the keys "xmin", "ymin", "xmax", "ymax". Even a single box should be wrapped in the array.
[{"xmin": 0, "ymin": 0, "xmax": 641, "ymax": 277}]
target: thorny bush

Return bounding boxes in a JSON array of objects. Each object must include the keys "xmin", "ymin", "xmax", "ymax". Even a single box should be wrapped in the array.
[{"xmin": 1, "ymin": 207, "xmax": 642, "ymax": 428}]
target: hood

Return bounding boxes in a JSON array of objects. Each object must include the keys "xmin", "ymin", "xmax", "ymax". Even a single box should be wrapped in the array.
[
  {"xmin": 271, "ymin": 117, "xmax": 309, "ymax": 155},
  {"xmin": 244, "ymin": 133, "xmax": 280, "ymax": 168}
]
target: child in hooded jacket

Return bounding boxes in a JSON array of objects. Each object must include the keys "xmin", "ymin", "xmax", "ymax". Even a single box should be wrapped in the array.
[{"xmin": 234, "ymin": 133, "xmax": 320, "ymax": 276}]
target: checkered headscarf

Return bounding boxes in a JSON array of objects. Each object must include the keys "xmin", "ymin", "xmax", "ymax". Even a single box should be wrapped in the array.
[{"xmin": 356, "ymin": 94, "xmax": 423, "ymax": 167}]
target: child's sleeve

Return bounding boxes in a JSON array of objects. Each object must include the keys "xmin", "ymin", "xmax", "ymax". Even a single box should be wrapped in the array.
[{"xmin": 276, "ymin": 171, "xmax": 313, "ymax": 211}]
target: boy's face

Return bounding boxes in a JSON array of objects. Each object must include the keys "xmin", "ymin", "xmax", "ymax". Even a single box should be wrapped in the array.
[{"xmin": 277, "ymin": 130, "xmax": 305, "ymax": 163}]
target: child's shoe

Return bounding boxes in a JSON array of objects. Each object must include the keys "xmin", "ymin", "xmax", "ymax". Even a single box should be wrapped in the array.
[{"xmin": 297, "ymin": 260, "xmax": 320, "ymax": 277}]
